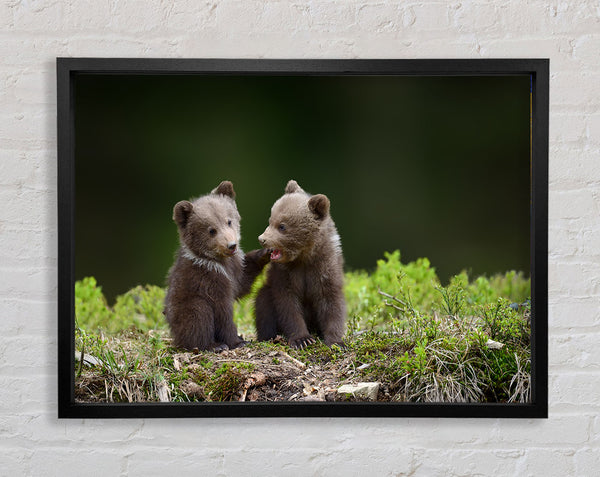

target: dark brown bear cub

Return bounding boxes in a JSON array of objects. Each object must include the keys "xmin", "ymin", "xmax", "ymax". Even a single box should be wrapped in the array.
[
  {"xmin": 255, "ymin": 180, "xmax": 346, "ymax": 349},
  {"xmin": 164, "ymin": 181, "xmax": 269, "ymax": 351}
]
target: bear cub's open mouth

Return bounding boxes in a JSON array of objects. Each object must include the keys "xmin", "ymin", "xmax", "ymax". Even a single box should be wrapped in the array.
[{"xmin": 270, "ymin": 249, "xmax": 283, "ymax": 261}]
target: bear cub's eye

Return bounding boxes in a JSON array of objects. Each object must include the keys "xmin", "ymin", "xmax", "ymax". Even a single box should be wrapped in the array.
[
  {"xmin": 209, "ymin": 228, "xmax": 217, "ymax": 236},
  {"xmin": 227, "ymin": 219, "xmax": 232, "ymax": 226},
  {"xmin": 278, "ymin": 224, "xmax": 286, "ymax": 232}
]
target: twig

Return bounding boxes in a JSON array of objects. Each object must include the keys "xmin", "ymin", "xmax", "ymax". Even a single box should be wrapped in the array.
[
  {"xmin": 279, "ymin": 351, "xmax": 306, "ymax": 369},
  {"xmin": 378, "ymin": 290, "xmax": 409, "ymax": 308}
]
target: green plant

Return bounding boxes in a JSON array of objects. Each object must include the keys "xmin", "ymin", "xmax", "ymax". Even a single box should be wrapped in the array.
[
  {"xmin": 113, "ymin": 285, "xmax": 167, "ymax": 332},
  {"xmin": 75, "ymin": 251, "xmax": 532, "ymax": 404}
]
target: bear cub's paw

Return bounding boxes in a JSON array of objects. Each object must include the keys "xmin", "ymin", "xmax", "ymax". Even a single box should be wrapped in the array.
[
  {"xmin": 325, "ymin": 339, "xmax": 347, "ymax": 350},
  {"xmin": 289, "ymin": 335, "xmax": 316, "ymax": 350}
]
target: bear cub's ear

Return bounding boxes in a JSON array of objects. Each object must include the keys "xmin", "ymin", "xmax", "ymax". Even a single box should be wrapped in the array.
[
  {"xmin": 212, "ymin": 180, "xmax": 236, "ymax": 199},
  {"xmin": 285, "ymin": 179, "xmax": 305, "ymax": 195},
  {"xmin": 173, "ymin": 200, "xmax": 194, "ymax": 228},
  {"xmin": 308, "ymin": 194, "xmax": 330, "ymax": 220}
]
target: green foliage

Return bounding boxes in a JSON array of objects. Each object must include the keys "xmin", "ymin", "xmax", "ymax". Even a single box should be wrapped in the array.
[
  {"xmin": 344, "ymin": 251, "xmax": 441, "ymax": 332},
  {"xmin": 75, "ymin": 277, "xmax": 113, "ymax": 332},
  {"xmin": 344, "ymin": 250, "xmax": 530, "ymax": 333},
  {"xmin": 479, "ymin": 298, "xmax": 531, "ymax": 347},
  {"xmin": 76, "ymin": 277, "xmax": 167, "ymax": 334},
  {"xmin": 233, "ymin": 268, "xmax": 267, "ymax": 338},
  {"xmin": 75, "ymin": 250, "xmax": 532, "ymax": 403},
  {"xmin": 437, "ymin": 273, "xmax": 468, "ymax": 316},
  {"xmin": 113, "ymin": 285, "xmax": 167, "ymax": 331}
]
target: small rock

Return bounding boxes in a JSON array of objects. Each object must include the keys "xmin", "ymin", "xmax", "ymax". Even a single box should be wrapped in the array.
[
  {"xmin": 337, "ymin": 382, "xmax": 380, "ymax": 401},
  {"xmin": 182, "ymin": 381, "xmax": 204, "ymax": 399},
  {"xmin": 74, "ymin": 351, "xmax": 101, "ymax": 366},
  {"xmin": 486, "ymin": 339, "xmax": 505, "ymax": 349}
]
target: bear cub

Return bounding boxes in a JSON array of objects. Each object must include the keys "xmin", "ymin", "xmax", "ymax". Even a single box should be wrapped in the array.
[
  {"xmin": 164, "ymin": 181, "xmax": 269, "ymax": 351},
  {"xmin": 255, "ymin": 180, "xmax": 347, "ymax": 349}
]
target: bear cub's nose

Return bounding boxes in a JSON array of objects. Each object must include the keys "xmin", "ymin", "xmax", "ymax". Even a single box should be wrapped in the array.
[{"xmin": 228, "ymin": 242, "xmax": 237, "ymax": 252}]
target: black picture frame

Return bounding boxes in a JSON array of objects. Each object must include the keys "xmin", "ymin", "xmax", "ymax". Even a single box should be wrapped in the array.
[{"xmin": 57, "ymin": 58, "xmax": 548, "ymax": 419}]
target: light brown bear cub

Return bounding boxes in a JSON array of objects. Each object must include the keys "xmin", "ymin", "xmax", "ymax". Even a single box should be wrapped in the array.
[
  {"xmin": 255, "ymin": 180, "xmax": 346, "ymax": 349},
  {"xmin": 164, "ymin": 181, "xmax": 269, "ymax": 351}
]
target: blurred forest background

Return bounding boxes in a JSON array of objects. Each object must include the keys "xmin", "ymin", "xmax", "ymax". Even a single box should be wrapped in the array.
[{"xmin": 74, "ymin": 73, "xmax": 530, "ymax": 304}]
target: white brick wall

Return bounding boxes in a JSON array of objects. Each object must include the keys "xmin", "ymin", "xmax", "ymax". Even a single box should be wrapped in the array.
[{"xmin": 1, "ymin": 0, "xmax": 598, "ymax": 475}]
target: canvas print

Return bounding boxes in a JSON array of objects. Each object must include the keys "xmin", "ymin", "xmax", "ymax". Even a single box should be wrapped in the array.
[{"xmin": 67, "ymin": 66, "xmax": 538, "ymax": 410}]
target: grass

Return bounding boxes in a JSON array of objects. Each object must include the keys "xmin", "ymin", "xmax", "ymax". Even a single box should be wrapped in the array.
[{"xmin": 74, "ymin": 250, "xmax": 531, "ymax": 403}]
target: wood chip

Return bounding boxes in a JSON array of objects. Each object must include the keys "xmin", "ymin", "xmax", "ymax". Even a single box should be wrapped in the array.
[{"xmin": 156, "ymin": 377, "xmax": 171, "ymax": 402}]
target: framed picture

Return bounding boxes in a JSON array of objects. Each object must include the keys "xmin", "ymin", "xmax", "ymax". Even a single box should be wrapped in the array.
[{"xmin": 57, "ymin": 58, "xmax": 548, "ymax": 418}]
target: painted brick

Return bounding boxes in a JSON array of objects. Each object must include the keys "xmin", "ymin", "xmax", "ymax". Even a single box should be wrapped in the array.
[
  {"xmin": 572, "ymin": 34, "xmax": 600, "ymax": 66},
  {"xmin": 479, "ymin": 37, "xmax": 576, "ymax": 71},
  {"xmin": 550, "ymin": 146, "xmax": 600, "ymax": 188},
  {"xmin": 520, "ymin": 449, "xmax": 577, "ymax": 477},
  {"xmin": 452, "ymin": 2, "xmax": 501, "ymax": 34},
  {"xmin": 593, "ymin": 416, "xmax": 600, "ymax": 445},
  {"xmin": 587, "ymin": 113, "xmax": 600, "ymax": 145},
  {"xmin": 0, "ymin": 335, "xmax": 57, "ymax": 375},
  {"xmin": 356, "ymin": 4, "xmax": 402, "ymax": 33},
  {"xmin": 551, "ymin": 332, "xmax": 600, "ymax": 369},
  {"xmin": 548, "ymin": 226, "xmax": 583, "ymax": 257},
  {"xmin": 0, "ymin": 449, "xmax": 33, "ymax": 477},
  {"xmin": 550, "ymin": 373, "xmax": 600, "ymax": 406},
  {"xmin": 409, "ymin": 3, "xmax": 453, "ymax": 32},
  {"xmin": 575, "ymin": 448, "xmax": 600, "ymax": 477},
  {"xmin": 548, "ymin": 261, "xmax": 600, "ymax": 297},
  {"xmin": 491, "ymin": 415, "xmax": 590, "ymax": 446},
  {"xmin": 0, "ymin": 0, "xmax": 600, "ymax": 475},
  {"xmin": 412, "ymin": 449, "xmax": 523, "ymax": 477},
  {"xmin": 553, "ymin": 71, "xmax": 600, "ymax": 107},
  {"xmin": 549, "ymin": 189, "xmax": 598, "ymax": 220},
  {"xmin": 29, "ymin": 450, "xmax": 123, "ymax": 477},
  {"xmin": 61, "ymin": 419, "xmax": 147, "ymax": 445},
  {"xmin": 63, "ymin": 0, "xmax": 114, "ymax": 31},
  {"xmin": 124, "ymin": 448, "xmax": 223, "ymax": 475},
  {"xmin": 582, "ymin": 226, "xmax": 600, "ymax": 257},
  {"xmin": 169, "ymin": 2, "xmax": 218, "ymax": 31},
  {"xmin": 308, "ymin": 2, "xmax": 357, "ymax": 33},
  {"xmin": 548, "ymin": 296, "xmax": 600, "ymax": 328},
  {"xmin": 12, "ymin": 68, "xmax": 55, "ymax": 105},
  {"xmin": 0, "ymin": 376, "xmax": 49, "ymax": 414},
  {"xmin": 11, "ymin": 0, "xmax": 66, "ymax": 32},
  {"xmin": 550, "ymin": 113, "xmax": 587, "ymax": 144},
  {"xmin": 102, "ymin": 1, "xmax": 164, "ymax": 33},
  {"xmin": 2, "ymin": 298, "xmax": 56, "ymax": 336},
  {"xmin": 0, "ymin": 37, "xmax": 71, "ymax": 67}
]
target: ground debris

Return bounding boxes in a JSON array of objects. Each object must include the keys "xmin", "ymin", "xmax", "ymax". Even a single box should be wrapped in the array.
[
  {"xmin": 156, "ymin": 376, "xmax": 171, "ymax": 402},
  {"xmin": 337, "ymin": 382, "xmax": 380, "ymax": 401}
]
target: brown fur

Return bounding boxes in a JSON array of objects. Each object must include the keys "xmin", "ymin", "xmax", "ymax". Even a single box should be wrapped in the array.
[
  {"xmin": 164, "ymin": 181, "xmax": 269, "ymax": 351},
  {"xmin": 255, "ymin": 180, "xmax": 346, "ymax": 349}
]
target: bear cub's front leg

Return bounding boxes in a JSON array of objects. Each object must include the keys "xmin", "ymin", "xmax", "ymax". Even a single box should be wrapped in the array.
[
  {"xmin": 255, "ymin": 180, "xmax": 347, "ymax": 348},
  {"xmin": 164, "ymin": 181, "xmax": 268, "ymax": 352}
]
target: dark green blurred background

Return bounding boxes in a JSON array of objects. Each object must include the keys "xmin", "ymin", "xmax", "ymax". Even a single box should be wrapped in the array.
[{"xmin": 75, "ymin": 74, "xmax": 530, "ymax": 304}]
